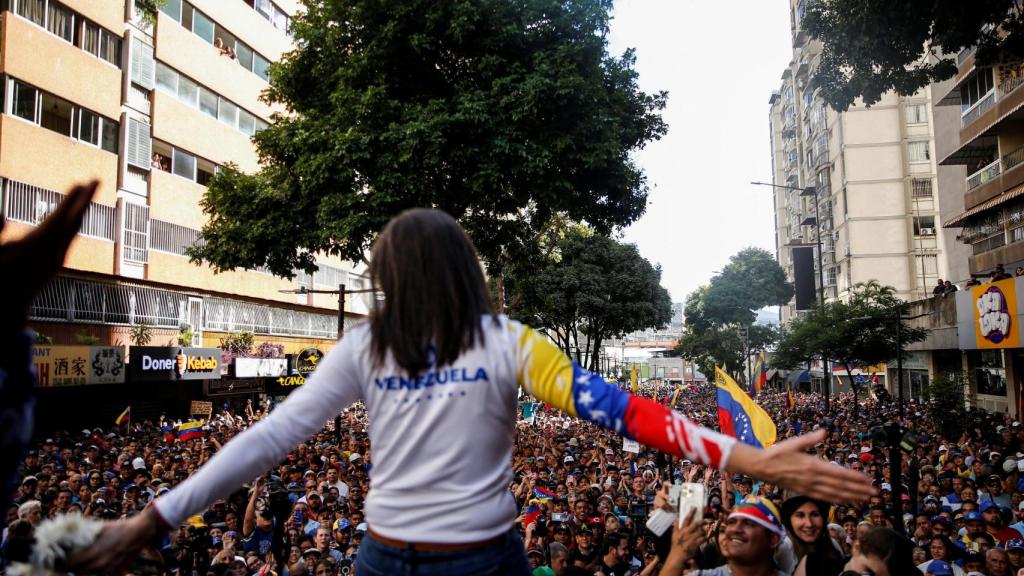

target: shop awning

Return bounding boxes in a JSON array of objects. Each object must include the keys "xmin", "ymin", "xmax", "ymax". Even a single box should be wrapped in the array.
[
  {"xmin": 944, "ymin": 182, "xmax": 1024, "ymax": 227},
  {"xmin": 785, "ymin": 370, "xmax": 811, "ymax": 385}
]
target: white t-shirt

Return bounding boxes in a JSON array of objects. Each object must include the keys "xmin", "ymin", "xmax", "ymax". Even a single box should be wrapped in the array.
[{"xmin": 153, "ymin": 316, "xmax": 736, "ymax": 543}]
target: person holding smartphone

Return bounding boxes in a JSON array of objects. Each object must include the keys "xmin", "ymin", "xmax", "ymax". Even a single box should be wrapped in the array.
[{"xmin": 70, "ymin": 207, "xmax": 875, "ymax": 575}]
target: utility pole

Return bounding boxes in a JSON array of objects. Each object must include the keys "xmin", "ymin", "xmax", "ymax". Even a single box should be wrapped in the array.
[
  {"xmin": 751, "ymin": 181, "xmax": 829, "ymax": 404},
  {"xmin": 279, "ymin": 283, "xmax": 379, "ymax": 340}
]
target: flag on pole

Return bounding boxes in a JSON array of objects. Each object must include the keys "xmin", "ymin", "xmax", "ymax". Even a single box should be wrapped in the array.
[
  {"xmin": 786, "ymin": 381, "xmax": 795, "ymax": 411},
  {"xmin": 752, "ymin": 352, "xmax": 768, "ymax": 395},
  {"xmin": 630, "ymin": 366, "xmax": 638, "ymax": 395},
  {"xmin": 670, "ymin": 385, "xmax": 683, "ymax": 410},
  {"xmin": 115, "ymin": 405, "xmax": 131, "ymax": 427},
  {"xmin": 715, "ymin": 367, "xmax": 777, "ymax": 448},
  {"xmin": 178, "ymin": 421, "xmax": 206, "ymax": 442}
]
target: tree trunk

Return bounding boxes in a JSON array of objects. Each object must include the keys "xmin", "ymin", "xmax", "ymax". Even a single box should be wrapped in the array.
[{"xmin": 589, "ymin": 334, "xmax": 603, "ymax": 372}]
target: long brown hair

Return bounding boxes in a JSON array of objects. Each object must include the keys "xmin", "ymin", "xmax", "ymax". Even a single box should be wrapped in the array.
[{"xmin": 368, "ymin": 208, "xmax": 494, "ymax": 374}]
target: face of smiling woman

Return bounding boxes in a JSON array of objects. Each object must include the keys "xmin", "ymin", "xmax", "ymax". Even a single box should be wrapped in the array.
[{"xmin": 790, "ymin": 501, "xmax": 824, "ymax": 544}]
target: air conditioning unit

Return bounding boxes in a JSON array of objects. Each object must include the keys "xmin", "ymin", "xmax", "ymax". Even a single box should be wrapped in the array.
[{"xmin": 920, "ymin": 227, "xmax": 935, "ymax": 236}]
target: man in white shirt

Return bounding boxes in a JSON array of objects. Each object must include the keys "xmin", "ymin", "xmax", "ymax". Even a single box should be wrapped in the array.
[{"xmin": 325, "ymin": 467, "xmax": 349, "ymax": 500}]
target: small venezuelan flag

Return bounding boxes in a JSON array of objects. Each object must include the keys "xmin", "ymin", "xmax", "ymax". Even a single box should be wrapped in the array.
[
  {"xmin": 115, "ymin": 405, "xmax": 131, "ymax": 426},
  {"xmin": 178, "ymin": 421, "xmax": 206, "ymax": 442},
  {"xmin": 715, "ymin": 367, "xmax": 777, "ymax": 448}
]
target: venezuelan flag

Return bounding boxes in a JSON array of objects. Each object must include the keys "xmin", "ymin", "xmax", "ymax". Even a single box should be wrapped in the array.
[
  {"xmin": 115, "ymin": 405, "xmax": 131, "ymax": 426},
  {"xmin": 630, "ymin": 366, "xmax": 638, "ymax": 395},
  {"xmin": 753, "ymin": 352, "xmax": 768, "ymax": 395},
  {"xmin": 178, "ymin": 421, "xmax": 205, "ymax": 442},
  {"xmin": 715, "ymin": 367, "xmax": 776, "ymax": 448},
  {"xmin": 786, "ymin": 382, "xmax": 795, "ymax": 411}
]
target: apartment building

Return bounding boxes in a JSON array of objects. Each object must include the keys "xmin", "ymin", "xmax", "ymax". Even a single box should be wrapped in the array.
[
  {"xmin": 769, "ymin": 0, "xmax": 953, "ymax": 322},
  {"xmin": 0, "ymin": 0, "xmax": 369, "ymax": 423}
]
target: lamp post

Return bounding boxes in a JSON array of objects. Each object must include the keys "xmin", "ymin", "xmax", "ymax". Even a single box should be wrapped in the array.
[{"xmin": 751, "ymin": 180, "xmax": 829, "ymax": 401}]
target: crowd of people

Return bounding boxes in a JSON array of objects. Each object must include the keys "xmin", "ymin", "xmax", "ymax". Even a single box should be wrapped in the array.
[{"xmin": 4, "ymin": 379, "xmax": 1024, "ymax": 576}]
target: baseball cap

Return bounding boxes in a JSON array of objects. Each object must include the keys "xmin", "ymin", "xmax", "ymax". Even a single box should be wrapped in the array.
[
  {"xmin": 526, "ymin": 547, "xmax": 544, "ymax": 557},
  {"xmin": 604, "ymin": 448, "xmax": 614, "ymax": 455},
  {"xmin": 564, "ymin": 456, "xmax": 574, "ymax": 463},
  {"xmin": 729, "ymin": 497, "xmax": 786, "ymax": 539},
  {"xmin": 964, "ymin": 511, "xmax": 983, "ymax": 523},
  {"xmin": 349, "ymin": 453, "xmax": 362, "ymax": 463},
  {"xmin": 926, "ymin": 560, "xmax": 953, "ymax": 575},
  {"xmin": 333, "ymin": 518, "xmax": 351, "ymax": 531},
  {"xmin": 980, "ymin": 500, "xmax": 998, "ymax": 513},
  {"xmin": 131, "ymin": 457, "xmax": 146, "ymax": 470},
  {"xmin": 1007, "ymin": 538, "xmax": 1024, "ymax": 551}
]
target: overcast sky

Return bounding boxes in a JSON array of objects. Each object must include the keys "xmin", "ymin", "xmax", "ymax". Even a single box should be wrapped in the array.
[{"xmin": 607, "ymin": 0, "xmax": 793, "ymax": 304}]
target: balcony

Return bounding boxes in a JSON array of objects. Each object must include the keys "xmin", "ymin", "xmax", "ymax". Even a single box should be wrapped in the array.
[
  {"xmin": 962, "ymin": 90, "xmax": 996, "ymax": 128},
  {"xmin": 967, "ymin": 159, "xmax": 1001, "ymax": 190},
  {"xmin": 958, "ymin": 46, "xmax": 977, "ymax": 67}
]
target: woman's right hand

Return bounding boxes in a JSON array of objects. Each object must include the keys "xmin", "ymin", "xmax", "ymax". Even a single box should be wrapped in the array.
[{"xmin": 67, "ymin": 506, "xmax": 164, "ymax": 574}]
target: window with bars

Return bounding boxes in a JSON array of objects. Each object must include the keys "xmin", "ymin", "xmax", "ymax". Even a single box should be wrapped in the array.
[
  {"xmin": 912, "ymin": 179, "xmax": 933, "ymax": 198},
  {"xmin": 3, "ymin": 179, "xmax": 115, "ymax": 240},
  {"xmin": 122, "ymin": 202, "xmax": 150, "ymax": 264},
  {"xmin": 150, "ymin": 219, "xmax": 203, "ymax": 256}
]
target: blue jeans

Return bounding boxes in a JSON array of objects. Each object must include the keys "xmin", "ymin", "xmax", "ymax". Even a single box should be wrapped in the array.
[{"xmin": 355, "ymin": 528, "xmax": 531, "ymax": 576}]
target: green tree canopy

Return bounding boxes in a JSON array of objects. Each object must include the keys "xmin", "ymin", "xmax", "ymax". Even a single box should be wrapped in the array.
[
  {"xmin": 675, "ymin": 248, "xmax": 791, "ymax": 379},
  {"xmin": 505, "ymin": 229, "xmax": 672, "ymax": 371},
  {"xmin": 773, "ymin": 281, "xmax": 928, "ymax": 413},
  {"xmin": 806, "ymin": 0, "xmax": 1022, "ymax": 110},
  {"xmin": 188, "ymin": 0, "xmax": 668, "ymax": 280}
]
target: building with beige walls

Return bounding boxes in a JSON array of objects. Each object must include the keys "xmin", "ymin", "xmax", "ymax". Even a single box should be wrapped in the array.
[
  {"xmin": 770, "ymin": 0, "xmax": 952, "ymax": 323},
  {"xmin": 0, "ymin": 1, "xmax": 369, "ymax": 366}
]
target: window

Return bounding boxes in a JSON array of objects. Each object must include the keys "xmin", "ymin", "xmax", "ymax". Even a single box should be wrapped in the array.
[
  {"xmin": 122, "ymin": 202, "xmax": 149, "ymax": 264},
  {"xmin": 177, "ymin": 76, "xmax": 198, "ymax": 106},
  {"xmin": 39, "ymin": 92, "xmax": 73, "ymax": 135},
  {"xmin": 218, "ymin": 99, "xmax": 238, "ymax": 128},
  {"xmin": 77, "ymin": 108, "xmax": 99, "ymax": 146},
  {"xmin": 172, "ymin": 148, "xmax": 196, "ymax": 180},
  {"xmin": 961, "ymin": 69, "xmax": 995, "ymax": 111},
  {"xmin": 913, "ymin": 216, "xmax": 936, "ymax": 236},
  {"xmin": 272, "ymin": 7, "xmax": 289, "ymax": 31},
  {"xmin": 254, "ymin": 54, "xmax": 271, "ymax": 81},
  {"xmin": 974, "ymin": 350, "xmax": 1006, "ymax": 396},
  {"xmin": 912, "ymin": 179, "xmax": 933, "ymax": 198},
  {"xmin": 150, "ymin": 219, "xmax": 202, "ymax": 256},
  {"xmin": 99, "ymin": 31, "xmax": 122, "ymax": 67},
  {"xmin": 192, "ymin": 10, "xmax": 214, "ymax": 43},
  {"xmin": 196, "ymin": 158, "xmax": 216, "ymax": 186},
  {"xmin": 46, "ymin": 1, "xmax": 73, "ymax": 43},
  {"xmin": 159, "ymin": 0, "xmax": 182, "ymax": 21},
  {"xmin": 12, "ymin": 81, "xmax": 38, "ymax": 121},
  {"xmin": 101, "ymin": 119, "xmax": 118, "ymax": 154},
  {"xmin": 199, "ymin": 89, "xmax": 218, "ymax": 118},
  {"xmin": 236, "ymin": 43, "xmax": 254, "ymax": 71},
  {"xmin": 906, "ymin": 103, "xmax": 928, "ymax": 124},
  {"xmin": 81, "ymin": 20, "xmax": 99, "ymax": 56},
  {"xmin": 238, "ymin": 109, "xmax": 256, "ymax": 136},
  {"xmin": 4, "ymin": 180, "xmax": 115, "ymax": 241},
  {"xmin": 908, "ymin": 141, "xmax": 930, "ymax": 162},
  {"xmin": 15, "ymin": 0, "xmax": 46, "ymax": 27},
  {"xmin": 156, "ymin": 63, "xmax": 177, "ymax": 94}
]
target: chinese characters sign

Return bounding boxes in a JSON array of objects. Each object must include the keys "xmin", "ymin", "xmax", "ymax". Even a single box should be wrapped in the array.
[{"xmin": 33, "ymin": 346, "xmax": 125, "ymax": 387}]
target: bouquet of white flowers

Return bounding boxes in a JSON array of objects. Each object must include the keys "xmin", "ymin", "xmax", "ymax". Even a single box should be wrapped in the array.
[{"xmin": 7, "ymin": 513, "xmax": 103, "ymax": 576}]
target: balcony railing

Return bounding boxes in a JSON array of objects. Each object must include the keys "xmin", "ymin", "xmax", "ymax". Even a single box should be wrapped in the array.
[
  {"xmin": 1002, "ymin": 74, "xmax": 1024, "ymax": 98},
  {"xmin": 1005, "ymin": 145, "xmax": 1024, "ymax": 173},
  {"xmin": 967, "ymin": 159, "xmax": 1002, "ymax": 190},
  {"xmin": 962, "ymin": 90, "xmax": 996, "ymax": 128}
]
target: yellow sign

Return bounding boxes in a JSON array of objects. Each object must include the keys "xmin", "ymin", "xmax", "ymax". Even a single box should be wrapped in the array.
[
  {"xmin": 275, "ymin": 375, "xmax": 306, "ymax": 387},
  {"xmin": 972, "ymin": 278, "xmax": 1021, "ymax": 349},
  {"xmin": 190, "ymin": 400, "xmax": 213, "ymax": 417}
]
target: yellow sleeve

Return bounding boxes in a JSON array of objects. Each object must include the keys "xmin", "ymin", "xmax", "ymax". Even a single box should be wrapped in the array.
[{"xmin": 510, "ymin": 322, "xmax": 577, "ymax": 417}]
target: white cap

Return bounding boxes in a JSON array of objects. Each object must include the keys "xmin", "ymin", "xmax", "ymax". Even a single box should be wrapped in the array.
[
  {"xmin": 939, "ymin": 445, "xmax": 948, "ymax": 452},
  {"xmin": 1004, "ymin": 459, "xmax": 1018, "ymax": 473},
  {"xmin": 881, "ymin": 482, "xmax": 892, "ymax": 491},
  {"xmin": 564, "ymin": 456, "xmax": 575, "ymax": 463},
  {"xmin": 131, "ymin": 457, "xmax": 146, "ymax": 471},
  {"xmin": 356, "ymin": 522, "xmax": 368, "ymax": 532},
  {"xmin": 348, "ymin": 453, "xmax": 362, "ymax": 462}
]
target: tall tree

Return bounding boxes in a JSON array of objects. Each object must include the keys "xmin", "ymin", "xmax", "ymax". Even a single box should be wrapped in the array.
[
  {"xmin": 505, "ymin": 229, "xmax": 672, "ymax": 371},
  {"xmin": 773, "ymin": 281, "xmax": 928, "ymax": 416},
  {"xmin": 675, "ymin": 248, "xmax": 792, "ymax": 381},
  {"xmin": 805, "ymin": 0, "xmax": 1023, "ymax": 111},
  {"xmin": 188, "ymin": 0, "xmax": 668, "ymax": 289}
]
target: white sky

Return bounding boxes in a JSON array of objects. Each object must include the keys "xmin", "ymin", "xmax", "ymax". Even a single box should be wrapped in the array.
[{"xmin": 608, "ymin": 0, "xmax": 793, "ymax": 304}]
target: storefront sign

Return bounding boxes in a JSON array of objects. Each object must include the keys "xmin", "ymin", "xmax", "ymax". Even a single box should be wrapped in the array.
[
  {"xmin": 205, "ymin": 378, "xmax": 264, "ymax": 396},
  {"xmin": 129, "ymin": 347, "xmax": 222, "ymax": 382},
  {"xmin": 190, "ymin": 400, "xmax": 213, "ymax": 417},
  {"xmin": 296, "ymin": 348, "xmax": 324, "ymax": 376},
  {"xmin": 33, "ymin": 346, "xmax": 125, "ymax": 387},
  {"xmin": 972, "ymin": 278, "xmax": 1021, "ymax": 349},
  {"xmin": 266, "ymin": 374, "xmax": 305, "ymax": 396},
  {"xmin": 232, "ymin": 357, "xmax": 288, "ymax": 378}
]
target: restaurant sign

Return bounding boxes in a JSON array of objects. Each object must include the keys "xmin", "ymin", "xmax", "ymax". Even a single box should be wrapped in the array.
[
  {"xmin": 129, "ymin": 347, "xmax": 222, "ymax": 382},
  {"xmin": 33, "ymin": 346, "xmax": 125, "ymax": 386}
]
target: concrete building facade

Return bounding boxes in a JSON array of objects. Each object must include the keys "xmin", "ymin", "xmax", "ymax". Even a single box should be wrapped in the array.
[
  {"xmin": 770, "ymin": 0, "xmax": 952, "ymax": 321},
  {"xmin": 0, "ymin": 0, "xmax": 367, "ymax": 423}
]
